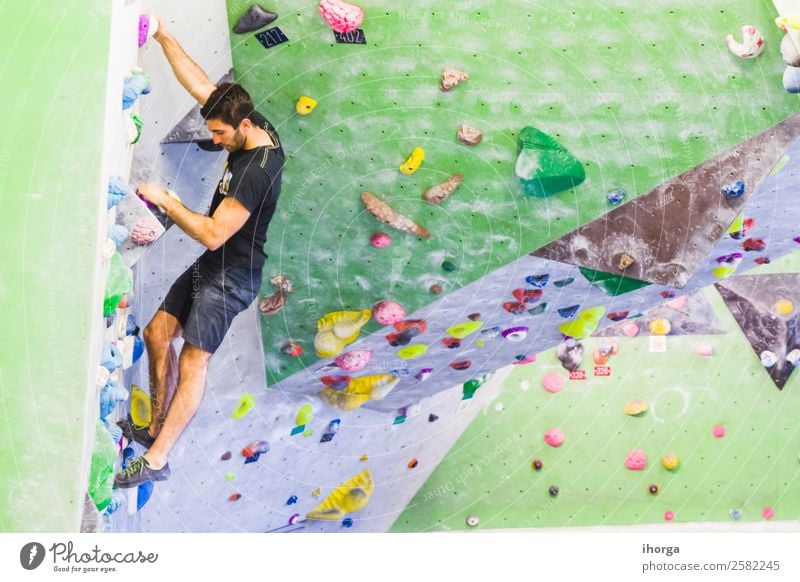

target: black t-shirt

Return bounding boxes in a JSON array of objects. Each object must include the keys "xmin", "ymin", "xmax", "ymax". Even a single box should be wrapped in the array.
[{"xmin": 199, "ymin": 111, "xmax": 284, "ymax": 271}]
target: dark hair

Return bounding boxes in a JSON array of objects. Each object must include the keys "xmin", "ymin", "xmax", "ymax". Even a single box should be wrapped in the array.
[{"xmin": 200, "ymin": 82, "xmax": 254, "ymax": 128}]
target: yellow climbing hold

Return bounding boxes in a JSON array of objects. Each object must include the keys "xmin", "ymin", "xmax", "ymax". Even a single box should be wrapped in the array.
[
  {"xmin": 295, "ymin": 403, "xmax": 313, "ymax": 426},
  {"xmin": 130, "ymin": 385, "xmax": 151, "ymax": 427},
  {"xmin": 399, "ymin": 147, "xmax": 425, "ymax": 175},
  {"xmin": 558, "ymin": 306, "xmax": 606, "ymax": 339},
  {"xmin": 649, "ymin": 318, "xmax": 672, "ymax": 336},
  {"xmin": 776, "ymin": 13, "xmax": 800, "ymax": 31},
  {"xmin": 712, "ymin": 265, "xmax": 737, "ymax": 279},
  {"xmin": 359, "ymin": 454, "xmax": 368, "ymax": 462},
  {"xmin": 314, "ymin": 309, "xmax": 372, "ymax": 357},
  {"xmin": 232, "ymin": 393, "xmax": 255, "ymax": 419},
  {"xmin": 662, "ymin": 453, "xmax": 680, "ymax": 470},
  {"xmin": 446, "ymin": 321, "xmax": 484, "ymax": 339},
  {"xmin": 775, "ymin": 298, "xmax": 794, "ymax": 315},
  {"xmin": 475, "ymin": 339, "xmax": 485, "ymax": 348},
  {"xmin": 225, "ymin": 473, "xmax": 235, "ymax": 481},
  {"xmin": 624, "ymin": 399, "xmax": 649, "ymax": 416},
  {"xmin": 727, "ymin": 214, "xmax": 744, "ymax": 235},
  {"xmin": 306, "ymin": 470, "xmax": 374, "ymax": 520},
  {"xmin": 318, "ymin": 374, "xmax": 400, "ymax": 411},
  {"xmin": 397, "ymin": 344, "xmax": 428, "ymax": 359},
  {"xmin": 295, "ymin": 95, "xmax": 317, "ymax": 115},
  {"xmin": 312, "ymin": 487, "xmax": 321, "ymax": 498}
]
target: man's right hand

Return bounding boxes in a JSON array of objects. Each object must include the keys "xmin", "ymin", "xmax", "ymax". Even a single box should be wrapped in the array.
[{"xmin": 152, "ymin": 16, "xmax": 168, "ymax": 42}]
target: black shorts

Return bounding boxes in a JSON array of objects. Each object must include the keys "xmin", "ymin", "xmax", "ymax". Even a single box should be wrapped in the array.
[{"xmin": 160, "ymin": 261, "xmax": 261, "ymax": 354}]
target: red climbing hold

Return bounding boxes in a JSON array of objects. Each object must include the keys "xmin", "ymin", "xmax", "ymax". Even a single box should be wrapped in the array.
[
  {"xmin": 742, "ymin": 238, "xmax": 766, "ymax": 252},
  {"xmin": 229, "ymin": 493, "xmax": 242, "ymax": 502},
  {"xmin": 241, "ymin": 440, "xmax": 270, "ymax": 458},
  {"xmin": 607, "ymin": 311, "xmax": 629, "ymax": 321},
  {"xmin": 511, "ymin": 288, "xmax": 543, "ymax": 303},
  {"xmin": 321, "ymin": 375, "xmax": 352, "ymax": 389},
  {"xmin": 394, "ymin": 319, "xmax": 427, "ymax": 333},
  {"xmin": 450, "ymin": 360, "xmax": 472, "ymax": 370},
  {"xmin": 442, "ymin": 337, "xmax": 461, "ymax": 349},
  {"xmin": 503, "ymin": 301, "xmax": 527, "ymax": 315},
  {"xmin": 281, "ymin": 342, "xmax": 304, "ymax": 357},
  {"xmin": 754, "ymin": 257, "xmax": 771, "ymax": 265},
  {"xmin": 408, "ymin": 459, "xmax": 418, "ymax": 469}
]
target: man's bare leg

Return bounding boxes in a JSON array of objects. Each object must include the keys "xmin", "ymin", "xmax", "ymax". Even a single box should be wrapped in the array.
[
  {"xmin": 143, "ymin": 343, "xmax": 213, "ymax": 468},
  {"xmin": 142, "ymin": 310, "xmax": 182, "ymax": 438}
]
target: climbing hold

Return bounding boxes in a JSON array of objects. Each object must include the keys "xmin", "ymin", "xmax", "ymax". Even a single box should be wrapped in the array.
[
  {"xmin": 557, "ymin": 305, "xmax": 580, "ymax": 319},
  {"xmin": 126, "ymin": 113, "xmax": 143, "ymax": 144},
  {"xmin": 321, "ymin": 375, "xmax": 352, "ymax": 389},
  {"xmin": 617, "ymin": 254, "xmax": 635, "ymax": 271},
  {"xmin": 229, "ymin": 493, "xmax": 242, "ymax": 502},
  {"xmin": 544, "ymin": 428, "xmax": 564, "ymax": 447},
  {"xmin": 312, "ymin": 488, "xmax": 321, "ymax": 498},
  {"xmin": 314, "ymin": 309, "xmax": 372, "ymax": 358},
  {"xmin": 624, "ymin": 399, "xmax": 648, "ymax": 416},
  {"xmin": 440, "ymin": 66, "xmax": 468, "ymax": 92},
  {"xmin": 289, "ymin": 513, "xmax": 302, "ymax": 525},
  {"xmin": 762, "ymin": 507, "xmax": 775, "ymax": 520},
  {"xmin": 532, "ymin": 459, "xmax": 543, "ymax": 471},
  {"xmin": 786, "ymin": 348, "xmax": 800, "ymax": 366},
  {"xmin": 450, "ymin": 360, "xmax": 472, "ymax": 370},
  {"xmin": 407, "ymin": 459, "xmax": 418, "ymax": 469},
  {"xmin": 287, "ymin": 495, "xmax": 298, "ymax": 505},
  {"xmin": 107, "ymin": 224, "xmax": 128, "ymax": 248},
  {"xmin": 528, "ymin": 303, "xmax": 548, "ymax": 316},
  {"xmin": 625, "ymin": 449, "xmax": 647, "ymax": 471},
  {"xmin": 370, "ymin": 231, "xmax": 392, "ymax": 248},
  {"xmin": 515, "ymin": 126, "xmax": 585, "ymax": 197},
  {"xmin": 400, "ymin": 147, "xmax": 425, "ymax": 175},
  {"xmin": 130, "ymin": 215, "xmax": 160, "ymax": 245},
  {"xmin": 359, "ymin": 454, "xmax": 368, "ymax": 462},
  {"xmin": 317, "ymin": 374, "xmax": 400, "ymax": 411},
  {"xmin": 501, "ymin": 326, "xmax": 529, "ymax": 342},
  {"xmin": 233, "ymin": 4, "xmax": 278, "ymax": 34},
  {"xmin": 512, "ymin": 288, "xmax": 542, "ymax": 303},
  {"xmin": 428, "ymin": 413, "xmax": 439, "ymax": 422},
  {"xmin": 386, "ymin": 327, "xmax": 421, "ymax": 346},
  {"xmin": 335, "ymin": 350, "xmax": 372, "ymax": 371},
  {"xmin": 447, "ymin": 321, "xmax": 483, "ymax": 338},
  {"xmin": 754, "ymin": 257, "xmax": 771, "ymax": 265},
  {"xmin": 660, "ymin": 290, "xmax": 676, "ymax": 299},
  {"xmin": 372, "ymin": 300, "xmax": 406, "ymax": 325},
  {"xmin": 100, "ymin": 342, "xmax": 122, "ymax": 372},
  {"xmin": 725, "ymin": 25, "xmax": 765, "ymax": 59},
  {"xmin": 342, "ymin": 517, "xmax": 354, "ymax": 528},
  {"xmin": 776, "ymin": 14, "xmax": 800, "ymax": 32},
  {"xmin": 480, "ymin": 326, "xmax": 502, "ymax": 337},
  {"xmin": 242, "ymin": 440, "xmax": 270, "ymax": 460},
  {"xmin": 664, "ymin": 510, "xmax": 675, "ymax": 521},
  {"xmin": 120, "ymin": 335, "xmax": 144, "ymax": 369},
  {"xmin": 722, "ymin": 180, "xmax": 745, "ymax": 199},
  {"xmin": 457, "ymin": 123, "xmax": 483, "ymax": 146},
  {"xmin": 137, "ymin": 14, "xmax": 159, "ymax": 47},
  {"xmin": 108, "ymin": 176, "xmax": 132, "ymax": 209},
  {"xmin": 259, "ymin": 275, "xmax": 293, "ymax": 317},
  {"xmin": 423, "ymin": 173, "xmax": 463, "ymax": 205},
  {"xmin": 556, "ymin": 339, "xmax": 584, "ymax": 371},
  {"xmin": 648, "ymin": 484, "xmax": 659, "ymax": 495},
  {"xmin": 295, "ymin": 95, "xmax": 317, "ymax": 115},
  {"xmin": 467, "ymin": 312, "xmax": 481, "ymax": 321},
  {"xmin": 775, "ymin": 298, "xmax": 793, "ymax": 314},
  {"xmin": 281, "ymin": 342, "xmax": 304, "ymax": 357},
  {"xmin": 607, "ymin": 311, "xmax": 628, "ymax": 321},
  {"xmin": 232, "ymin": 393, "xmax": 255, "ymax": 419},
  {"xmin": 592, "ymin": 341, "xmax": 618, "ymax": 365},
  {"xmin": 712, "ymin": 425, "xmax": 726, "ymax": 438},
  {"xmin": 729, "ymin": 508, "xmax": 742, "ymax": 520},
  {"xmin": 553, "ymin": 278, "xmax": 575, "ymax": 288},
  {"xmin": 782, "ymin": 34, "xmax": 800, "ymax": 66},
  {"xmin": 542, "ymin": 372, "xmax": 565, "ymax": 393},
  {"xmin": 661, "ymin": 453, "xmax": 680, "ymax": 471},
  {"xmin": 514, "ymin": 354, "xmax": 536, "ymax": 365},
  {"xmin": 548, "ymin": 485, "xmax": 559, "ymax": 497},
  {"xmin": 361, "ymin": 191, "xmax": 431, "ymax": 237},
  {"xmin": 296, "ymin": 404, "xmax": 313, "ymax": 427},
  {"xmin": 526, "ymin": 274, "xmax": 550, "ymax": 288},
  {"xmin": 318, "ymin": 0, "xmax": 364, "ymax": 34},
  {"xmin": 742, "ymin": 238, "xmax": 766, "ymax": 252},
  {"xmin": 606, "ymin": 189, "xmax": 626, "ymax": 205},
  {"xmin": 621, "ymin": 322, "xmax": 640, "ymax": 337},
  {"xmin": 397, "ymin": 344, "xmax": 428, "ymax": 359},
  {"xmin": 559, "ymin": 306, "xmax": 605, "ymax": 339},
  {"xmin": 503, "ymin": 301, "xmax": 527, "ymax": 315},
  {"xmin": 429, "ymin": 284, "xmax": 443, "ymax": 294},
  {"xmin": 416, "ymin": 368, "xmax": 433, "ymax": 382},
  {"xmin": 648, "ymin": 318, "xmax": 671, "ymax": 336},
  {"xmin": 462, "ymin": 375, "xmax": 489, "ymax": 398},
  {"xmin": 320, "ymin": 419, "xmax": 341, "ymax": 443},
  {"xmin": 221, "ymin": 451, "xmax": 232, "ymax": 461},
  {"xmin": 441, "ymin": 337, "xmax": 461, "ymax": 349},
  {"xmin": 99, "ymin": 380, "xmax": 128, "ymax": 420},
  {"xmin": 761, "ymin": 350, "xmax": 778, "ymax": 367},
  {"xmin": 390, "ymin": 368, "xmax": 411, "ymax": 377},
  {"xmin": 466, "ymin": 515, "xmax": 480, "ymax": 527},
  {"xmin": 306, "ymin": 469, "xmax": 373, "ymax": 520},
  {"xmin": 122, "ymin": 69, "xmax": 151, "ymax": 110}
]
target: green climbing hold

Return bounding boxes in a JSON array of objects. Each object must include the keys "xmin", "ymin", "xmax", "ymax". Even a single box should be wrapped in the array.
[
  {"xmin": 296, "ymin": 403, "xmax": 313, "ymax": 427},
  {"xmin": 446, "ymin": 321, "xmax": 483, "ymax": 339},
  {"xmin": 515, "ymin": 126, "xmax": 585, "ymax": 197},
  {"xmin": 442, "ymin": 260, "xmax": 457, "ymax": 272},
  {"xmin": 462, "ymin": 374, "xmax": 491, "ymax": 399},
  {"xmin": 558, "ymin": 306, "xmax": 606, "ymax": 339},
  {"xmin": 232, "ymin": 393, "xmax": 255, "ymax": 419},
  {"xmin": 398, "ymin": 344, "xmax": 429, "ymax": 359},
  {"xmin": 579, "ymin": 267, "xmax": 650, "ymax": 296},
  {"xmin": 88, "ymin": 419, "xmax": 117, "ymax": 512},
  {"xmin": 103, "ymin": 251, "xmax": 133, "ymax": 317},
  {"xmin": 225, "ymin": 473, "xmax": 235, "ymax": 481}
]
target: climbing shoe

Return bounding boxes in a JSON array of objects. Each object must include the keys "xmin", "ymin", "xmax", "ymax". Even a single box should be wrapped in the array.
[
  {"xmin": 114, "ymin": 456, "xmax": 170, "ymax": 488},
  {"xmin": 116, "ymin": 419, "xmax": 156, "ymax": 448}
]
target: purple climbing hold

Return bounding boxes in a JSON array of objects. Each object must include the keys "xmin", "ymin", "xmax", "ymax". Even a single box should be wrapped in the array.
[
  {"xmin": 221, "ymin": 451, "xmax": 232, "ymax": 461},
  {"xmin": 501, "ymin": 326, "xmax": 529, "ymax": 341},
  {"xmin": 416, "ymin": 367, "xmax": 434, "ymax": 381},
  {"xmin": 716, "ymin": 252, "xmax": 743, "ymax": 264}
]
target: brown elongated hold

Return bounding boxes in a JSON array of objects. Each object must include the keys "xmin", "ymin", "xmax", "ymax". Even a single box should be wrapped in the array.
[
  {"xmin": 361, "ymin": 191, "xmax": 431, "ymax": 238},
  {"xmin": 423, "ymin": 173, "xmax": 463, "ymax": 205},
  {"xmin": 440, "ymin": 66, "xmax": 468, "ymax": 91},
  {"xmin": 457, "ymin": 123, "xmax": 482, "ymax": 145},
  {"xmin": 259, "ymin": 275, "xmax": 293, "ymax": 316}
]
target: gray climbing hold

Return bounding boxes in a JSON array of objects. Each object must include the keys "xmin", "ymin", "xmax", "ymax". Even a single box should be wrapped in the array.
[
  {"xmin": 233, "ymin": 4, "xmax": 278, "ymax": 34},
  {"xmin": 782, "ymin": 34, "xmax": 800, "ymax": 67}
]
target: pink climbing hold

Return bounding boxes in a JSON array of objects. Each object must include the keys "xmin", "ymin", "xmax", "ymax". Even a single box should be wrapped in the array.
[
  {"xmin": 130, "ymin": 215, "xmax": 161, "ymax": 245},
  {"xmin": 712, "ymin": 425, "xmax": 726, "ymax": 438},
  {"xmin": 622, "ymin": 322, "xmax": 640, "ymax": 337},
  {"xmin": 762, "ymin": 507, "xmax": 775, "ymax": 519},
  {"xmin": 544, "ymin": 428, "xmax": 564, "ymax": 447},
  {"xmin": 695, "ymin": 343, "xmax": 713, "ymax": 357},
  {"xmin": 318, "ymin": 0, "xmax": 364, "ymax": 33},
  {"xmin": 138, "ymin": 14, "xmax": 158, "ymax": 47},
  {"xmin": 541, "ymin": 372, "xmax": 565, "ymax": 393},
  {"xmin": 625, "ymin": 449, "xmax": 647, "ymax": 470},
  {"xmin": 335, "ymin": 350, "xmax": 372, "ymax": 371},
  {"xmin": 370, "ymin": 232, "xmax": 392, "ymax": 248},
  {"xmin": 372, "ymin": 300, "xmax": 406, "ymax": 325},
  {"xmin": 664, "ymin": 510, "xmax": 675, "ymax": 522},
  {"xmin": 665, "ymin": 295, "xmax": 688, "ymax": 310}
]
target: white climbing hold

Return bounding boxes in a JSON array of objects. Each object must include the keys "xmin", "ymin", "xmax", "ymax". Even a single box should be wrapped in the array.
[{"xmin": 725, "ymin": 25, "xmax": 765, "ymax": 59}]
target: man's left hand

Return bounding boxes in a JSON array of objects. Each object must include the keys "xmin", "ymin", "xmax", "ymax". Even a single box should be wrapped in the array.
[{"xmin": 136, "ymin": 183, "xmax": 169, "ymax": 208}]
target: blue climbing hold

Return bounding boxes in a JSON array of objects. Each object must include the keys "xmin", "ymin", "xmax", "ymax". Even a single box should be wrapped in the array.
[
  {"xmin": 557, "ymin": 305, "xmax": 580, "ymax": 318},
  {"xmin": 390, "ymin": 368, "xmax": 411, "ymax": 377},
  {"xmin": 342, "ymin": 517, "xmax": 354, "ymax": 528},
  {"xmin": 107, "ymin": 224, "xmax": 129, "ymax": 247},
  {"xmin": 553, "ymin": 277, "xmax": 575, "ymax": 288},
  {"xmin": 137, "ymin": 481, "xmax": 154, "ymax": 511},
  {"xmin": 287, "ymin": 495, "xmax": 298, "ymax": 505},
  {"xmin": 525, "ymin": 274, "xmax": 550, "ymax": 288},
  {"xmin": 606, "ymin": 189, "xmax": 626, "ymax": 205},
  {"xmin": 108, "ymin": 176, "xmax": 133, "ymax": 209},
  {"xmin": 121, "ymin": 446, "xmax": 135, "ymax": 469},
  {"xmin": 320, "ymin": 419, "xmax": 341, "ymax": 443},
  {"xmin": 100, "ymin": 342, "xmax": 123, "ymax": 372},
  {"xmin": 783, "ymin": 66, "xmax": 800, "ymax": 93},
  {"xmin": 722, "ymin": 180, "xmax": 745, "ymax": 199}
]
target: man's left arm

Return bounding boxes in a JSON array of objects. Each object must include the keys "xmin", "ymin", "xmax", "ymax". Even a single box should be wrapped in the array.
[{"xmin": 137, "ymin": 183, "xmax": 250, "ymax": 251}]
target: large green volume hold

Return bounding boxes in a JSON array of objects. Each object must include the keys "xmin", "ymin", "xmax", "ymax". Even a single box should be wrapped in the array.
[{"xmin": 515, "ymin": 126, "xmax": 586, "ymax": 197}]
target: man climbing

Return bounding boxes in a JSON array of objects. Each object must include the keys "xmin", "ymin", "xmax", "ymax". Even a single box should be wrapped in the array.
[{"xmin": 114, "ymin": 17, "xmax": 284, "ymax": 488}]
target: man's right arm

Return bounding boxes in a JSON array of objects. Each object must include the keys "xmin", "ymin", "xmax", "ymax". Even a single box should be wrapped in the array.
[{"xmin": 153, "ymin": 18, "xmax": 216, "ymax": 105}]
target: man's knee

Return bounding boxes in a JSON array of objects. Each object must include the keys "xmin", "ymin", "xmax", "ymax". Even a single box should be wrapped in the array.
[
  {"xmin": 179, "ymin": 342, "xmax": 213, "ymax": 368},
  {"xmin": 144, "ymin": 311, "xmax": 181, "ymax": 350}
]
